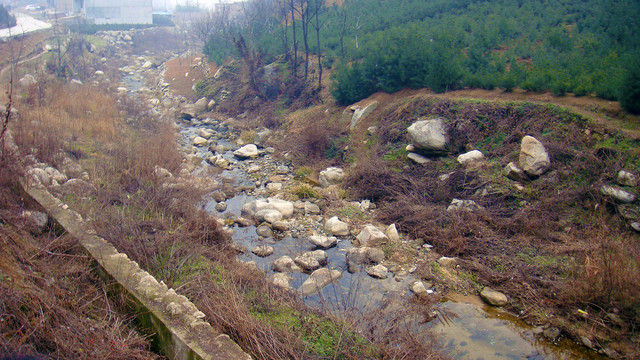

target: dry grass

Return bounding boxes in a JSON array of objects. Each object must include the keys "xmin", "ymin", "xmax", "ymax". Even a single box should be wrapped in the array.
[
  {"xmin": 12, "ymin": 80, "xmax": 122, "ymax": 165},
  {"xmin": 0, "ymin": 186, "xmax": 162, "ymax": 360},
  {"xmin": 341, "ymin": 96, "xmax": 640, "ymax": 356}
]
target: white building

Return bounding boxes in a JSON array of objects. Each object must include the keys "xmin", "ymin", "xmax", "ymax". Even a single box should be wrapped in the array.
[{"xmin": 83, "ymin": 0, "xmax": 153, "ymax": 24}]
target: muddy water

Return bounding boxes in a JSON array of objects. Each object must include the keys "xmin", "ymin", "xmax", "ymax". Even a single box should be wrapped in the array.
[{"xmin": 179, "ymin": 119, "xmax": 603, "ymax": 360}]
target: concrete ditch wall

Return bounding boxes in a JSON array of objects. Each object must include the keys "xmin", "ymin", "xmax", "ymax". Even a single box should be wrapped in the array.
[{"xmin": 21, "ymin": 181, "xmax": 252, "ymax": 360}]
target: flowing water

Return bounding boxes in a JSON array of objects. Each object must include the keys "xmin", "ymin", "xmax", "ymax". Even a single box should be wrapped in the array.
[{"xmin": 181, "ymin": 120, "xmax": 605, "ymax": 360}]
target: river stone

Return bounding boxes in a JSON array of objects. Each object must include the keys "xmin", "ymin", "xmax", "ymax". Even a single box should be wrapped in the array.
[
  {"xmin": 22, "ymin": 211, "xmax": 48, "ymax": 234},
  {"xmin": 234, "ymin": 144, "xmax": 259, "ymax": 159},
  {"xmin": 319, "ymin": 167, "xmax": 345, "ymax": 187},
  {"xmin": 256, "ymin": 224, "xmax": 273, "ymax": 238},
  {"xmin": 215, "ymin": 202, "xmax": 227, "ymax": 212},
  {"xmin": 308, "ymin": 235, "xmax": 338, "ymax": 249},
  {"xmin": 192, "ymin": 136, "xmax": 208, "ymax": 146},
  {"xmin": 367, "ymin": 264, "xmax": 389, "ymax": 279},
  {"xmin": 457, "ymin": 150, "xmax": 485, "ymax": 165},
  {"xmin": 271, "ymin": 273, "xmax": 293, "ymax": 290},
  {"xmin": 632, "ymin": 222, "xmax": 640, "ymax": 233},
  {"xmin": 355, "ymin": 225, "xmax": 388, "ymax": 246},
  {"xmin": 251, "ymin": 245, "xmax": 274, "ymax": 257},
  {"xmin": 255, "ymin": 209, "xmax": 283, "ymax": 223},
  {"xmin": 272, "ymin": 256, "xmax": 302, "ymax": 273},
  {"xmin": 194, "ymin": 97, "xmax": 209, "ymax": 113},
  {"xmin": 617, "ymin": 170, "xmax": 638, "ymax": 187},
  {"xmin": 519, "ymin": 136, "xmax": 550, "ymax": 176},
  {"xmin": 407, "ymin": 152, "xmax": 431, "ymax": 164},
  {"xmin": 300, "ymin": 268, "xmax": 343, "ymax": 296},
  {"xmin": 410, "ymin": 281, "xmax": 430, "ymax": 296},
  {"xmin": 196, "ymin": 128, "xmax": 215, "ymax": 139},
  {"xmin": 447, "ymin": 199, "xmax": 483, "ymax": 212},
  {"xmin": 438, "ymin": 256, "xmax": 457, "ymax": 268},
  {"xmin": 266, "ymin": 182, "xmax": 283, "ymax": 192},
  {"xmin": 504, "ymin": 162, "xmax": 526, "ymax": 181},
  {"xmin": 304, "ymin": 202, "xmax": 321, "ymax": 215},
  {"xmin": 243, "ymin": 198, "xmax": 295, "ymax": 218},
  {"xmin": 480, "ymin": 287, "xmax": 508, "ymax": 307},
  {"xmin": 294, "ymin": 250, "xmax": 327, "ymax": 272},
  {"xmin": 153, "ymin": 166, "xmax": 173, "ymax": 180},
  {"xmin": 272, "ymin": 221, "xmax": 290, "ymax": 232},
  {"xmin": 385, "ymin": 224, "xmax": 400, "ymax": 242},
  {"xmin": 346, "ymin": 247, "xmax": 385, "ymax": 273},
  {"xmin": 407, "ymin": 118, "xmax": 448, "ymax": 152},
  {"xmin": 324, "ymin": 216, "xmax": 349, "ymax": 236},
  {"xmin": 600, "ymin": 185, "xmax": 636, "ymax": 203}
]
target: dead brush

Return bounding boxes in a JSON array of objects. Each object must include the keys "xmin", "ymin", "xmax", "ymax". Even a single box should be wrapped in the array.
[
  {"xmin": 12, "ymin": 80, "xmax": 122, "ymax": 165},
  {"xmin": 0, "ymin": 193, "xmax": 161, "ymax": 360}
]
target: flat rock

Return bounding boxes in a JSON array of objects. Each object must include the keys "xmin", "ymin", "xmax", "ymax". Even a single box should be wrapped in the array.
[
  {"xmin": 251, "ymin": 245, "xmax": 274, "ymax": 257},
  {"xmin": 600, "ymin": 185, "xmax": 636, "ymax": 203},
  {"xmin": 324, "ymin": 216, "xmax": 349, "ymax": 236},
  {"xmin": 407, "ymin": 152, "xmax": 431, "ymax": 164},
  {"xmin": 243, "ymin": 198, "xmax": 294, "ymax": 218},
  {"xmin": 300, "ymin": 268, "xmax": 343, "ymax": 296},
  {"xmin": 480, "ymin": 287, "xmax": 508, "ymax": 307},
  {"xmin": 308, "ymin": 235, "xmax": 338, "ymax": 249}
]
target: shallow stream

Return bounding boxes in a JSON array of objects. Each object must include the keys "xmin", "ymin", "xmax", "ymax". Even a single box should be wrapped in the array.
[{"xmin": 182, "ymin": 121, "xmax": 605, "ymax": 360}]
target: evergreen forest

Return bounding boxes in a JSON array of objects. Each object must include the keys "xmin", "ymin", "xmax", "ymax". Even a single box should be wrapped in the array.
[{"xmin": 204, "ymin": 0, "xmax": 640, "ymax": 111}]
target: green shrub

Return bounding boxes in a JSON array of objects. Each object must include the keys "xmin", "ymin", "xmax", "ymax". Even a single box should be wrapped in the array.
[{"xmin": 620, "ymin": 56, "xmax": 640, "ymax": 114}]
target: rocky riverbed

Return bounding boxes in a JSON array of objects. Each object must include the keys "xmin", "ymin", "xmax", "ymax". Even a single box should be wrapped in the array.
[{"xmin": 17, "ymin": 27, "xmax": 613, "ymax": 360}]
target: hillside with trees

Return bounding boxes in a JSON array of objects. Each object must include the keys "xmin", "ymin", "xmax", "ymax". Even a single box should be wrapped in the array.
[{"xmin": 202, "ymin": 0, "xmax": 640, "ymax": 112}]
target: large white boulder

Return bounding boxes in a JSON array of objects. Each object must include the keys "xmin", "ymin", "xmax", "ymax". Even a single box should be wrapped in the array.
[
  {"xmin": 519, "ymin": 136, "xmax": 550, "ymax": 176},
  {"xmin": 19, "ymin": 74, "xmax": 37, "ymax": 88},
  {"xmin": 242, "ymin": 198, "xmax": 294, "ymax": 218},
  {"xmin": 234, "ymin": 144, "xmax": 260, "ymax": 159},
  {"xmin": 346, "ymin": 247, "xmax": 385, "ymax": 273},
  {"xmin": 300, "ymin": 268, "xmax": 343, "ymax": 296},
  {"xmin": 355, "ymin": 225, "xmax": 388, "ymax": 246},
  {"xmin": 407, "ymin": 118, "xmax": 448, "ymax": 152},
  {"xmin": 318, "ymin": 167, "xmax": 345, "ymax": 187},
  {"xmin": 367, "ymin": 264, "xmax": 389, "ymax": 279},
  {"xmin": 324, "ymin": 216, "xmax": 350, "ymax": 236}
]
